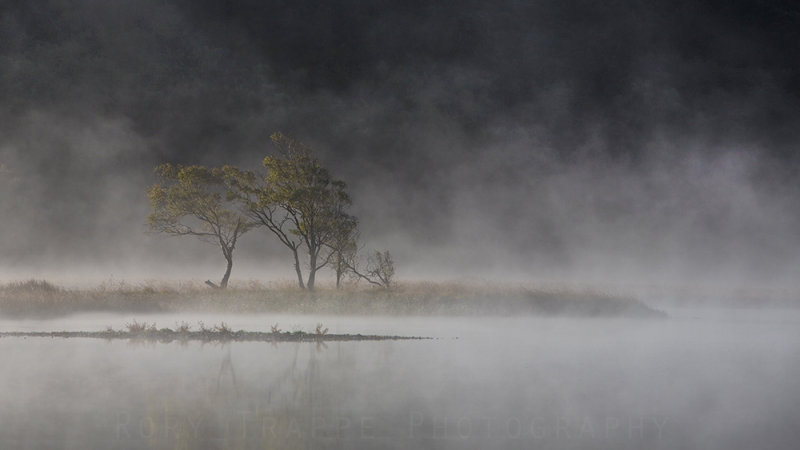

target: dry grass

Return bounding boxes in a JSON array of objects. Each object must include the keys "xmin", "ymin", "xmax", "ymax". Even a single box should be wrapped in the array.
[
  {"xmin": 0, "ymin": 278, "xmax": 666, "ymax": 318},
  {"xmin": 174, "ymin": 321, "xmax": 192, "ymax": 333},
  {"xmin": 124, "ymin": 319, "xmax": 157, "ymax": 333}
]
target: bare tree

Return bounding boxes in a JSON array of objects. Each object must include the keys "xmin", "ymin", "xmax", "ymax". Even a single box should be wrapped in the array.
[
  {"xmin": 346, "ymin": 249, "xmax": 396, "ymax": 290},
  {"xmin": 368, "ymin": 250, "xmax": 395, "ymax": 288}
]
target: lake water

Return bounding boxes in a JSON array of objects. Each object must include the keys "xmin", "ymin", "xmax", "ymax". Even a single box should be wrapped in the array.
[{"xmin": 1, "ymin": 308, "xmax": 799, "ymax": 449}]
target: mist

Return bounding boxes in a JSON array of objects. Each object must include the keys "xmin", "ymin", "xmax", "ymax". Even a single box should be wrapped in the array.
[
  {"xmin": 1, "ymin": 0, "xmax": 799, "ymax": 291},
  {"xmin": 1, "ymin": 3, "xmax": 800, "ymax": 447},
  {"xmin": 2, "ymin": 312, "xmax": 799, "ymax": 449}
]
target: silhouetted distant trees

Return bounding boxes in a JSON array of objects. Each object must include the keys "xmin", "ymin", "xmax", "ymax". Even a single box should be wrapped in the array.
[{"xmin": 147, "ymin": 133, "xmax": 394, "ymax": 291}]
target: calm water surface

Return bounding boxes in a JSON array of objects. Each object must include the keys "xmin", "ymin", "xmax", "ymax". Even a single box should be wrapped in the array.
[{"xmin": 1, "ymin": 308, "xmax": 798, "ymax": 449}]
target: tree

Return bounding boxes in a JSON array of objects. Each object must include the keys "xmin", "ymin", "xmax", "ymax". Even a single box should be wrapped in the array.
[
  {"xmin": 223, "ymin": 165, "xmax": 307, "ymax": 289},
  {"xmin": 347, "ymin": 249, "xmax": 396, "ymax": 289},
  {"xmin": 147, "ymin": 163, "xmax": 253, "ymax": 289},
  {"xmin": 326, "ymin": 215, "xmax": 359, "ymax": 289},
  {"xmin": 367, "ymin": 250, "xmax": 395, "ymax": 289},
  {"xmin": 225, "ymin": 132, "xmax": 356, "ymax": 291}
]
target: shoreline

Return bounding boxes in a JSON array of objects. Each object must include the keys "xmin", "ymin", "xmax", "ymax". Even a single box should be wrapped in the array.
[
  {"xmin": 0, "ymin": 279, "xmax": 667, "ymax": 319},
  {"xmin": 0, "ymin": 329, "xmax": 430, "ymax": 342}
]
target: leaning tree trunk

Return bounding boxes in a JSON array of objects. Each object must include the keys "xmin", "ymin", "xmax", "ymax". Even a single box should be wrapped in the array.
[
  {"xmin": 292, "ymin": 248, "xmax": 305, "ymax": 290},
  {"xmin": 220, "ymin": 251, "xmax": 233, "ymax": 289}
]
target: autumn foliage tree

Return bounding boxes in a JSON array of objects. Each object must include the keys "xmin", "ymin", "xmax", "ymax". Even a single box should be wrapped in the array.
[
  {"xmin": 326, "ymin": 214, "xmax": 359, "ymax": 289},
  {"xmin": 147, "ymin": 164, "xmax": 253, "ymax": 289},
  {"xmin": 225, "ymin": 132, "xmax": 357, "ymax": 291},
  {"xmin": 148, "ymin": 133, "xmax": 395, "ymax": 291}
]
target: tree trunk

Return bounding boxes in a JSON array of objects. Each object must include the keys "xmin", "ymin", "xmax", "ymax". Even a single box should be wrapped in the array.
[
  {"xmin": 307, "ymin": 251, "xmax": 317, "ymax": 291},
  {"xmin": 292, "ymin": 248, "xmax": 305, "ymax": 290},
  {"xmin": 335, "ymin": 254, "xmax": 343, "ymax": 289},
  {"xmin": 220, "ymin": 252, "xmax": 233, "ymax": 289}
]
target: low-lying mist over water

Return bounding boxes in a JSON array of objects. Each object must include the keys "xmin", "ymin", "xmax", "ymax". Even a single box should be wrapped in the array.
[
  {"xmin": 1, "ymin": 312, "xmax": 799, "ymax": 449},
  {"xmin": 2, "ymin": 1, "xmax": 800, "ymax": 449}
]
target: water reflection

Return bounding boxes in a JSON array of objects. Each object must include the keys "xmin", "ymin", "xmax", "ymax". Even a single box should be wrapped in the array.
[
  {"xmin": 0, "ymin": 313, "xmax": 798, "ymax": 449},
  {"xmin": 215, "ymin": 346, "xmax": 238, "ymax": 399}
]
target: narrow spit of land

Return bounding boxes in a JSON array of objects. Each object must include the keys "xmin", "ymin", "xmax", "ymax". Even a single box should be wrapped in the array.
[
  {"xmin": 0, "ymin": 279, "xmax": 668, "ymax": 319},
  {"xmin": 0, "ymin": 329, "xmax": 430, "ymax": 343}
]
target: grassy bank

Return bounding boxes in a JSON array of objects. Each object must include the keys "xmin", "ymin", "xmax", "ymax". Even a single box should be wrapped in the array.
[{"xmin": 0, "ymin": 279, "xmax": 666, "ymax": 318}]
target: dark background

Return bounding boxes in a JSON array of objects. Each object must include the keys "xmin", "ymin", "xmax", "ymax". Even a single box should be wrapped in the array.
[{"xmin": 1, "ymin": 0, "xmax": 798, "ymax": 287}]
